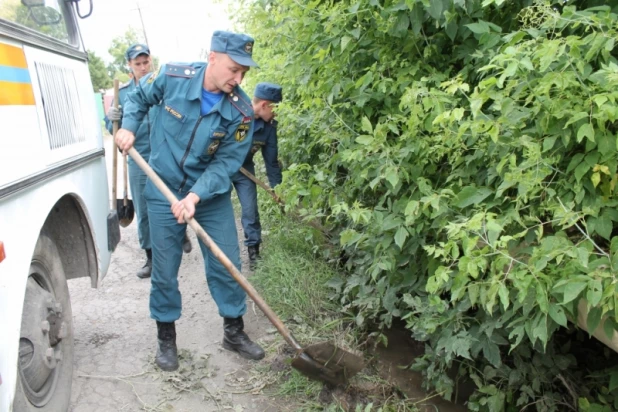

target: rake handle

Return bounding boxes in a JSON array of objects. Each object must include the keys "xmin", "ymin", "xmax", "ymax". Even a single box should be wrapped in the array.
[
  {"xmin": 111, "ymin": 79, "xmax": 119, "ymax": 211},
  {"xmin": 127, "ymin": 147, "xmax": 303, "ymax": 352}
]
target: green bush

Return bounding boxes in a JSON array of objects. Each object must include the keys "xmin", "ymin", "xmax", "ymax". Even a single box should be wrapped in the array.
[{"xmin": 237, "ymin": 0, "xmax": 618, "ymax": 410}]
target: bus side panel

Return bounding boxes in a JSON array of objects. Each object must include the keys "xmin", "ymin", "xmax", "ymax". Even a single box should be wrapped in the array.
[{"xmin": 0, "ymin": 158, "xmax": 111, "ymax": 412}]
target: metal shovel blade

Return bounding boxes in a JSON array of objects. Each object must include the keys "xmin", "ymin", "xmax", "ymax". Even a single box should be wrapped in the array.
[
  {"xmin": 291, "ymin": 341, "xmax": 364, "ymax": 386},
  {"xmin": 117, "ymin": 199, "xmax": 134, "ymax": 228}
]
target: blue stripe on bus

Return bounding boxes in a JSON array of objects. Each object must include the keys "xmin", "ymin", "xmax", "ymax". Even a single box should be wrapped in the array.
[{"xmin": 0, "ymin": 65, "xmax": 31, "ymax": 84}]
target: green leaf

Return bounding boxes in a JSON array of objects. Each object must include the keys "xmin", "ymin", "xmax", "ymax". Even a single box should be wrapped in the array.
[
  {"xmin": 427, "ymin": 0, "xmax": 443, "ymax": 19},
  {"xmin": 548, "ymin": 304, "xmax": 568, "ymax": 327},
  {"xmin": 389, "ymin": 13, "xmax": 410, "ymax": 37},
  {"xmin": 543, "ymin": 135, "xmax": 558, "ymax": 152},
  {"xmin": 341, "ymin": 36, "xmax": 353, "ymax": 52},
  {"xmin": 356, "ymin": 135, "xmax": 373, "ymax": 145},
  {"xmin": 586, "ymin": 279, "xmax": 603, "ymax": 307},
  {"xmin": 586, "ymin": 306, "xmax": 603, "ymax": 335},
  {"xmin": 340, "ymin": 229, "xmax": 359, "ymax": 246},
  {"xmin": 482, "ymin": 340, "xmax": 502, "ymax": 367},
  {"xmin": 385, "ymin": 167, "xmax": 400, "ymax": 187},
  {"xmin": 577, "ymin": 247, "xmax": 589, "ymax": 268},
  {"xmin": 361, "ymin": 117, "xmax": 373, "ymax": 134},
  {"xmin": 466, "ymin": 21, "xmax": 490, "ymax": 34},
  {"xmin": 532, "ymin": 315, "xmax": 548, "ymax": 347},
  {"xmin": 454, "ymin": 187, "xmax": 492, "ymax": 208},
  {"xmin": 591, "ymin": 172, "xmax": 601, "ymax": 187},
  {"xmin": 595, "ymin": 215, "xmax": 612, "ymax": 240},
  {"xmin": 574, "ymin": 162, "xmax": 590, "ymax": 183},
  {"xmin": 577, "ymin": 123, "xmax": 594, "ymax": 143},
  {"xmin": 603, "ymin": 317, "xmax": 617, "ymax": 342},
  {"xmin": 404, "ymin": 200, "xmax": 419, "ymax": 218},
  {"xmin": 579, "ymin": 398, "xmax": 590, "ymax": 410},
  {"xmin": 394, "ymin": 226, "xmax": 408, "ymax": 249},
  {"xmin": 567, "ymin": 153, "xmax": 585, "ymax": 173},
  {"xmin": 498, "ymin": 284, "xmax": 509, "ymax": 310},
  {"xmin": 563, "ymin": 282, "xmax": 587, "ymax": 304}
]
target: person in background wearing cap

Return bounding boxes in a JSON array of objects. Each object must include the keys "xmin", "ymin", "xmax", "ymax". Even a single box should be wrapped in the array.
[
  {"xmin": 105, "ymin": 44, "xmax": 193, "ymax": 280},
  {"xmin": 232, "ymin": 83, "xmax": 283, "ymax": 270},
  {"xmin": 115, "ymin": 31, "xmax": 264, "ymax": 372}
]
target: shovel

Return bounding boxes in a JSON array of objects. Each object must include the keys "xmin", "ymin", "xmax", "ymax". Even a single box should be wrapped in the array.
[
  {"xmin": 118, "ymin": 153, "xmax": 135, "ymax": 227},
  {"xmin": 111, "ymin": 79, "xmax": 135, "ymax": 227},
  {"xmin": 129, "ymin": 147, "xmax": 364, "ymax": 385}
]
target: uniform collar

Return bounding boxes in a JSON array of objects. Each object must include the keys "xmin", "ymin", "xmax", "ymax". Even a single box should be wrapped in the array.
[
  {"xmin": 188, "ymin": 63, "xmax": 234, "ymax": 121},
  {"xmin": 254, "ymin": 118, "xmax": 265, "ymax": 132}
]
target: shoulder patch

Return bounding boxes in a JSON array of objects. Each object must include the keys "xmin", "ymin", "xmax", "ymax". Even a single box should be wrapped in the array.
[
  {"xmin": 165, "ymin": 64, "xmax": 197, "ymax": 78},
  {"xmin": 227, "ymin": 91, "xmax": 252, "ymax": 117}
]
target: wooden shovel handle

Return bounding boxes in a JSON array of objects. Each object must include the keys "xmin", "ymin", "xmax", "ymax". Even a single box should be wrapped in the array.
[
  {"xmin": 127, "ymin": 147, "xmax": 303, "ymax": 352},
  {"xmin": 111, "ymin": 79, "xmax": 119, "ymax": 210},
  {"xmin": 240, "ymin": 167, "xmax": 330, "ymax": 237},
  {"xmin": 239, "ymin": 167, "xmax": 284, "ymax": 206},
  {"xmin": 123, "ymin": 154, "xmax": 129, "ymax": 206}
]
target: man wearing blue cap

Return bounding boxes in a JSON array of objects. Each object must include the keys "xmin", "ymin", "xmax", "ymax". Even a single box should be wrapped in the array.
[
  {"xmin": 115, "ymin": 31, "xmax": 264, "ymax": 371},
  {"xmin": 105, "ymin": 44, "xmax": 192, "ymax": 280},
  {"xmin": 232, "ymin": 83, "xmax": 283, "ymax": 269}
]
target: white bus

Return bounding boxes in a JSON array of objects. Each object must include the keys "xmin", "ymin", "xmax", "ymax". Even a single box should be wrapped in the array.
[{"xmin": 0, "ymin": 1, "xmax": 119, "ymax": 411}]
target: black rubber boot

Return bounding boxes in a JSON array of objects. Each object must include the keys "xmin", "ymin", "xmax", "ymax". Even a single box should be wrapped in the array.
[
  {"xmin": 247, "ymin": 245, "xmax": 260, "ymax": 271},
  {"xmin": 155, "ymin": 321, "xmax": 179, "ymax": 371},
  {"xmin": 182, "ymin": 233, "xmax": 192, "ymax": 254},
  {"xmin": 222, "ymin": 317, "xmax": 265, "ymax": 360},
  {"xmin": 136, "ymin": 249, "xmax": 152, "ymax": 279}
]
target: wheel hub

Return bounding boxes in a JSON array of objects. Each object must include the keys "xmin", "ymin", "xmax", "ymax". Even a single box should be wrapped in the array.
[{"xmin": 19, "ymin": 262, "xmax": 65, "ymax": 407}]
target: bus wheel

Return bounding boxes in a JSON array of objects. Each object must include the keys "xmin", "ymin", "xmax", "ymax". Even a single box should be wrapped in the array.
[{"xmin": 14, "ymin": 234, "xmax": 73, "ymax": 411}]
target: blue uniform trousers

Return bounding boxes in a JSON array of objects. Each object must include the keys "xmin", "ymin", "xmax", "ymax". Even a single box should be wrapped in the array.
[
  {"xmin": 128, "ymin": 158, "xmax": 151, "ymax": 251},
  {"xmin": 232, "ymin": 164, "xmax": 261, "ymax": 247},
  {"xmin": 144, "ymin": 179, "xmax": 246, "ymax": 323}
]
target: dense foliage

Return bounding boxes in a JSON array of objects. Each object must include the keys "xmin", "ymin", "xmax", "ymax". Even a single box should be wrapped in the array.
[{"xmin": 237, "ymin": 1, "xmax": 618, "ymax": 410}]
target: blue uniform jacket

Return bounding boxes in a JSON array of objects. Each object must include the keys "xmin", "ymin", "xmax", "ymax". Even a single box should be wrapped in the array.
[
  {"xmin": 105, "ymin": 79, "xmax": 156, "ymax": 160},
  {"xmin": 121, "ymin": 63, "xmax": 254, "ymax": 202},
  {"xmin": 243, "ymin": 118, "xmax": 282, "ymax": 188}
]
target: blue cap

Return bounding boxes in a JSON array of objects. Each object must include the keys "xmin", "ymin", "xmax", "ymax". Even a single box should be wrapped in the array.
[
  {"xmin": 125, "ymin": 43, "xmax": 150, "ymax": 61},
  {"xmin": 211, "ymin": 30, "xmax": 258, "ymax": 67},
  {"xmin": 254, "ymin": 82, "xmax": 282, "ymax": 103}
]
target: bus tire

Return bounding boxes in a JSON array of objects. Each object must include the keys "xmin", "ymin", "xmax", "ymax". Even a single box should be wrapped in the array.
[{"xmin": 13, "ymin": 233, "xmax": 73, "ymax": 412}]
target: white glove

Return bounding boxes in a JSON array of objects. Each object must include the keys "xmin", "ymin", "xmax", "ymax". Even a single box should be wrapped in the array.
[{"xmin": 107, "ymin": 106, "xmax": 122, "ymax": 121}]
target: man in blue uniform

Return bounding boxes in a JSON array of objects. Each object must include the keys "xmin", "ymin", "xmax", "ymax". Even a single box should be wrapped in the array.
[
  {"xmin": 106, "ymin": 44, "xmax": 192, "ymax": 280},
  {"xmin": 115, "ymin": 31, "xmax": 264, "ymax": 371},
  {"xmin": 232, "ymin": 83, "xmax": 282, "ymax": 270}
]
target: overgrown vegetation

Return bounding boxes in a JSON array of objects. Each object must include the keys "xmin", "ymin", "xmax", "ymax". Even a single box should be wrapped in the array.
[
  {"xmin": 245, "ymin": 186, "xmax": 427, "ymax": 411},
  {"xmin": 236, "ymin": 0, "xmax": 618, "ymax": 410}
]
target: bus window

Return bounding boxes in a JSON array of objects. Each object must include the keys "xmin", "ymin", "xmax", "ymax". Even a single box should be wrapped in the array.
[{"xmin": 0, "ymin": 0, "xmax": 70, "ymax": 44}]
